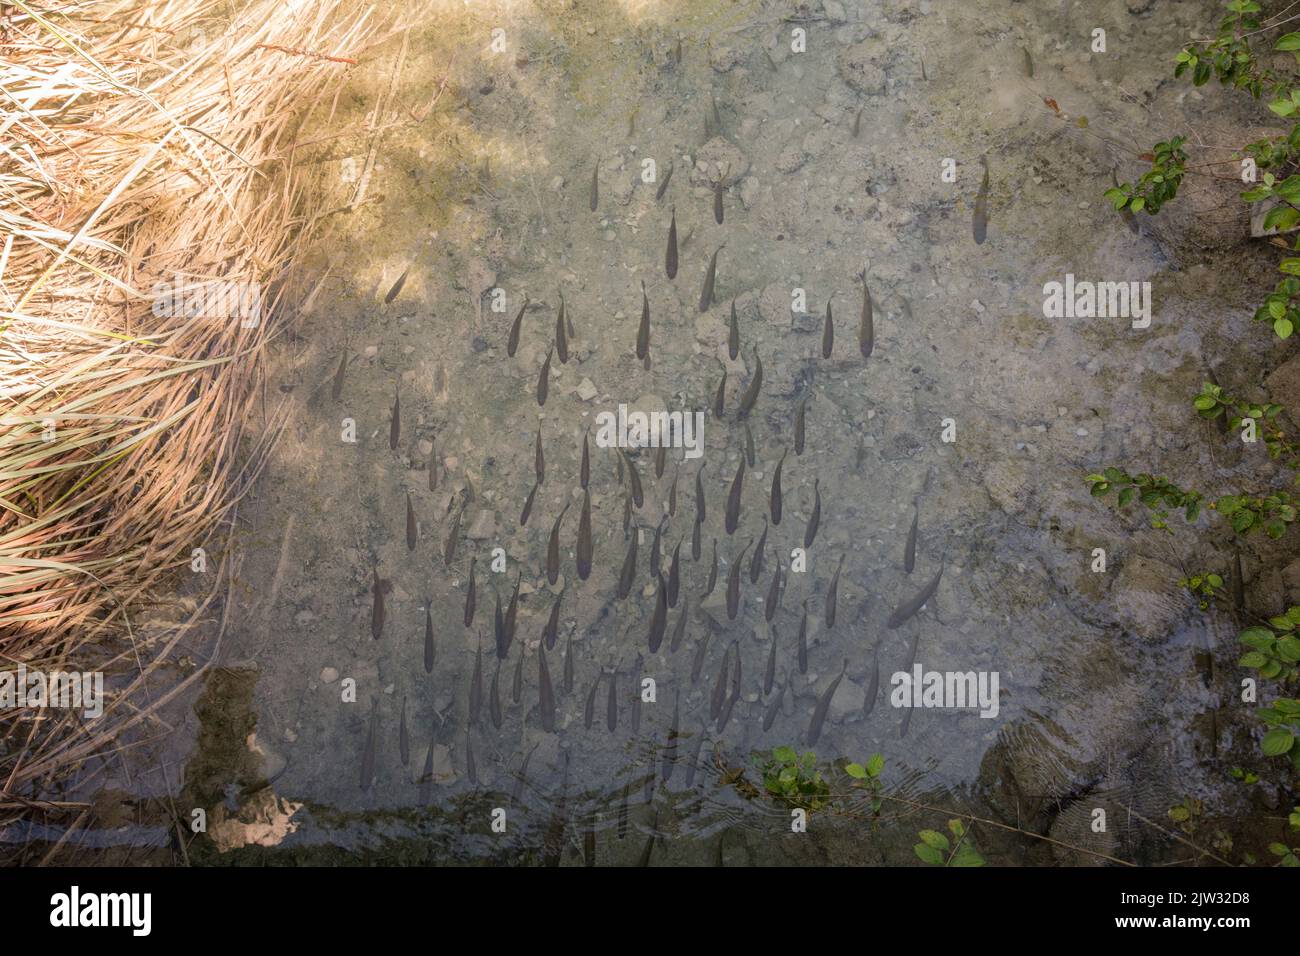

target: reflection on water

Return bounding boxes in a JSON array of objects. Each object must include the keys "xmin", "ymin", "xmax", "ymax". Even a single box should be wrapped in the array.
[{"xmin": 34, "ymin": 0, "xmax": 1279, "ymax": 866}]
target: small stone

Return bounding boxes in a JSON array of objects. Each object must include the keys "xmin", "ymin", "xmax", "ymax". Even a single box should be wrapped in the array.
[
  {"xmin": 467, "ymin": 509, "xmax": 496, "ymax": 540},
  {"xmin": 576, "ymin": 378, "xmax": 598, "ymax": 401},
  {"xmin": 320, "ymin": 667, "xmax": 339, "ymax": 683}
]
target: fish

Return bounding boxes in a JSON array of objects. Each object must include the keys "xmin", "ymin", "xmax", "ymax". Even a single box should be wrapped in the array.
[
  {"xmin": 804, "ymin": 478, "xmax": 821, "ymax": 549},
  {"xmin": 385, "ymin": 267, "xmax": 409, "ymax": 304},
  {"xmin": 389, "ymin": 383, "xmax": 401, "ymax": 451},
  {"xmin": 590, "ymin": 161, "xmax": 599, "ymax": 212},
  {"xmin": 555, "ymin": 290, "xmax": 569, "ymax": 364},
  {"xmin": 864, "ymin": 642, "xmax": 880, "ymax": 716},
  {"xmin": 665, "ymin": 207, "xmax": 678, "ymax": 280},
  {"xmin": 370, "ymin": 566, "xmax": 385, "ymax": 640},
  {"xmin": 585, "ymin": 673, "xmax": 600, "ymax": 729},
  {"xmin": 490, "ymin": 664, "xmax": 503, "ymax": 729},
  {"xmin": 656, "ymin": 161, "xmax": 674, "ymax": 201},
  {"xmin": 637, "ymin": 818, "xmax": 656, "ymax": 867},
  {"xmin": 887, "ymin": 558, "xmax": 944, "ymax": 628},
  {"xmin": 618, "ymin": 524, "xmax": 639, "ymax": 599},
  {"xmin": 691, "ymin": 629, "xmax": 711, "ymax": 685},
  {"xmin": 713, "ymin": 370, "xmax": 727, "ymax": 419},
  {"xmin": 807, "ymin": 659, "xmax": 848, "ymax": 746},
  {"xmin": 717, "ymin": 641, "xmax": 741, "ymax": 732},
  {"xmin": 727, "ymin": 538, "xmax": 753, "ymax": 620},
  {"xmin": 577, "ymin": 489, "xmax": 593, "ymax": 581},
  {"xmin": 360, "ymin": 700, "xmax": 377, "ymax": 791},
  {"xmin": 466, "ymin": 726, "xmax": 478, "ymax": 785},
  {"xmin": 669, "ymin": 464, "xmax": 679, "ymax": 517},
  {"xmin": 622, "ymin": 449, "xmax": 644, "ymax": 508},
  {"xmin": 822, "ymin": 299, "xmax": 834, "ymax": 359},
  {"xmin": 795, "ymin": 395, "xmax": 807, "ymax": 456},
  {"xmin": 631, "ymin": 654, "xmax": 644, "ymax": 733},
  {"xmin": 797, "ymin": 602, "xmax": 809, "ymax": 673},
  {"xmin": 699, "ymin": 244, "xmax": 724, "ymax": 313},
  {"xmin": 920, "ymin": 53, "xmax": 927, "ymax": 81},
  {"xmin": 577, "ymin": 429, "xmax": 590, "ymax": 493},
  {"xmin": 686, "ymin": 726, "xmax": 706, "ymax": 788},
  {"xmin": 547, "ymin": 502, "xmax": 571, "ymax": 585},
  {"xmin": 770, "ymin": 447, "xmax": 786, "ymax": 525},
  {"xmin": 710, "ymin": 643, "xmax": 731, "ymax": 721},
  {"xmin": 537, "ymin": 345, "xmax": 553, "ymax": 406},
  {"xmin": 637, "ymin": 280, "xmax": 651, "ymax": 361},
  {"xmin": 648, "ymin": 574, "xmax": 669, "ymax": 653},
  {"xmin": 763, "ymin": 680, "xmax": 784, "ymax": 731},
  {"xmin": 728, "ymin": 299, "xmax": 740, "ymax": 359},
  {"xmin": 538, "ymin": 643, "xmax": 556, "ymax": 732},
  {"xmin": 544, "ymin": 589, "xmax": 562, "ymax": 650},
  {"xmin": 765, "ymin": 627, "xmax": 778, "ymax": 695},
  {"xmin": 691, "ymin": 513, "xmax": 702, "ymax": 560},
  {"xmin": 521, "ymin": 481, "xmax": 538, "ymax": 527},
  {"xmin": 494, "ymin": 593, "xmax": 505, "ymax": 658},
  {"xmin": 667, "ymin": 539, "xmax": 682, "ymax": 608},
  {"xmin": 616, "ymin": 448, "xmax": 624, "ymax": 484},
  {"xmin": 654, "ymin": 442, "xmax": 666, "ymax": 480},
  {"xmin": 512, "ymin": 742, "xmax": 539, "ymax": 803},
  {"xmin": 469, "ymin": 638, "xmax": 483, "ymax": 726},
  {"xmin": 507, "ymin": 296, "xmax": 529, "ymax": 357},
  {"xmin": 403, "ymin": 492, "xmax": 418, "ymax": 551},
  {"xmin": 512, "ymin": 643, "xmax": 524, "ymax": 703},
  {"xmin": 331, "ymin": 349, "xmax": 347, "ymax": 401},
  {"xmin": 857, "ymin": 271, "xmax": 874, "ymax": 358},
  {"xmin": 714, "ymin": 177, "xmax": 725, "ymax": 225},
  {"xmin": 670, "ymin": 594, "xmax": 689, "ymax": 653},
  {"xmin": 826, "ymin": 554, "xmax": 845, "ymax": 628},
  {"xmin": 695, "ymin": 463, "xmax": 707, "ymax": 525},
  {"xmin": 618, "ymin": 780, "xmax": 630, "ymax": 839},
  {"xmin": 973, "ymin": 156, "xmax": 989, "ymax": 245},
  {"xmin": 737, "ymin": 346, "xmax": 762, "ymax": 419},
  {"xmin": 852, "ymin": 106, "xmax": 863, "ymax": 138},
  {"xmin": 607, "ymin": 667, "xmax": 619, "ymax": 732},
  {"xmin": 664, "ymin": 691, "xmax": 681, "ymax": 783},
  {"xmin": 712, "ymin": 91, "xmax": 723, "ymax": 129},
  {"xmin": 725, "ymin": 455, "xmax": 745, "ymax": 535},
  {"xmin": 650, "ymin": 516, "xmax": 665, "ymax": 577},
  {"xmin": 419, "ymin": 727, "xmax": 435, "ymax": 802},
  {"xmin": 463, "ymin": 557, "xmax": 477, "ymax": 626},
  {"xmin": 904, "ymin": 501, "xmax": 918, "ymax": 574},
  {"xmin": 704, "ymin": 538, "xmax": 719, "ymax": 596},
  {"xmin": 743, "ymin": 423, "xmax": 756, "ymax": 468},
  {"xmin": 443, "ymin": 504, "xmax": 462, "ymax": 568},
  {"xmin": 504, "ymin": 572, "xmax": 521, "ymax": 649},
  {"xmin": 1022, "ymin": 45, "xmax": 1034, "ymax": 79},
  {"xmin": 563, "ymin": 636, "xmax": 575, "ymax": 694},
  {"xmin": 675, "ymin": 37, "xmax": 683, "ymax": 64},
  {"xmin": 750, "ymin": 517, "xmax": 768, "ymax": 584},
  {"xmin": 765, "ymin": 558, "xmax": 782, "ymax": 623},
  {"xmin": 424, "ymin": 606, "xmax": 436, "ymax": 673},
  {"xmin": 428, "ymin": 439, "xmax": 439, "ymax": 491},
  {"xmin": 535, "ymin": 425, "xmax": 545, "ymax": 485}
]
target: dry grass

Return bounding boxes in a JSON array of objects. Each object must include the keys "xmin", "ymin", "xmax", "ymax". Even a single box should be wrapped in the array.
[{"xmin": 0, "ymin": 0, "xmax": 375, "ymax": 842}]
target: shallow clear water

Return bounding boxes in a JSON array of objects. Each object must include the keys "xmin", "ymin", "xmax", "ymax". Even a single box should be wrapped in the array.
[{"xmin": 27, "ymin": 0, "xmax": 1291, "ymax": 866}]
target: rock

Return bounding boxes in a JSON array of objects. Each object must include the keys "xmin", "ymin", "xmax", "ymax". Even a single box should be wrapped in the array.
[
  {"xmin": 709, "ymin": 46, "xmax": 740, "ymax": 73},
  {"xmin": 836, "ymin": 38, "xmax": 888, "ymax": 94},
  {"xmin": 829, "ymin": 677, "xmax": 866, "ymax": 722},
  {"xmin": 1281, "ymin": 556, "xmax": 1300, "ymax": 606},
  {"xmin": 320, "ymin": 666, "xmax": 339, "ymax": 684},
  {"xmin": 690, "ymin": 138, "xmax": 749, "ymax": 187},
  {"xmin": 467, "ymin": 509, "xmax": 496, "ymax": 540},
  {"xmin": 981, "ymin": 458, "xmax": 1033, "ymax": 516},
  {"xmin": 739, "ymin": 176, "xmax": 759, "ymax": 209},
  {"xmin": 1110, "ymin": 555, "xmax": 1189, "ymax": 641},
  {"xmin": 774, "ymin": 143, "xmax": 809, "ymax": 174},
  {"xmin": 822, "ymin": 0, "xmax": 847, "ymax": 22},
  {"xmin": 576, "ymin": 377, "xmax": 598, "ymax": 401},
  {"xmin": 1266, "ymin": 351, "xmax": 1300, "ymax": 412}
]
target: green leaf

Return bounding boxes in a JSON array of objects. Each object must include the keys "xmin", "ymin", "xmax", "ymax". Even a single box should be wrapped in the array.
[
  {"xmin": 1277, "ymin": 32, "xmax": 1300, "ymax": 51},
  {"xmin": 866, "ymin": 753, "xmax": 884, "ymax": 777},
  {"xmin": 918, "ymin": 829, "xmax": 950, "ymax": 851},
  {"xmin": 950, "ymin": 846, "xmax": 986, "ymax": 867},
  {"xmin": 1118, "ymin": 486, "xmax": 1136, "ymax": 507},
  {"xmin": 1277, "ymin": 317, "xmax": 1295, "ymax": 340},
  {"xmin": 1262, "ymin": 727, "xmax": 1296, "ymax": 757},
  {"xmin": 1206, "ymin": 573, "xmax": 1223, "ymax": 588},
  {"xmin": 1130, "ymin": 196, "xmax": 1146, "ymax": 213},
  {"xmin": 1232, "ymin": 509, "xmax": 1255, "ymax": 533},
  {"xmin": 1239, "ymin": 651, "xmax": 1269, "ymax": 668},
  {"xmin": 1269, "ymin": 97, "xmax": 1297, "ymax": 116},
  {"xmin": 1169, "ymin": 805, "xmax": 1191, "ymax": 822},
  {"xmin": 845, "ymin": 763, "xmax": 867, "ymax": 779},
  {"xmin": 772, "ymin": 746, "xmax": 796, "ymax": 763},
  {"xmin": 1277, "ymin": 636, "xmax": 1300, "ymax": 662},
  {"xmin": 914, "ymin": 844, "xmax": 945, "ymax": 866}
]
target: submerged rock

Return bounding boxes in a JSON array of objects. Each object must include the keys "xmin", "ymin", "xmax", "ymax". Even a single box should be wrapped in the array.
[{"xmin": 1109, "ymin": 554, "xmax": 1188, "ymax": 641}]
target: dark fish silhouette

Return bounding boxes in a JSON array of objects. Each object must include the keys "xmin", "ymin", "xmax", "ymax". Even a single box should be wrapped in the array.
[
  {"xmin": 618, "ymin": 523, "xmax": 639, "ymax": 599},
  {"xmin": 535, "ymin": 425, "xmax": 545, "ymax": 485},
  {"xmin": 665, "ymin": 207, "xmax": 678, "ymax": 280},
  {"xmin": 826, "ymin": 554, "xmax": 845, "ymax": 627},
  {"xmin": 656, "ymin": 161, "xmax": 674, "ymax": 201},
  {"xmin": 464, "ymin": 556, "xmax": 477, "ymax": 626},
  {"xmin": 469, "ymin": 638, "xmax": 483, "ymax": 726},
  {"xmin": 543, "ymin": 589, "xmax": 562, "ymax": 650},
  {"xmin": 507, "ymin": 296, "xmax": 529, "ymax": 357},
  {"xmin": 807, "ymin": 659, "xmax": 847, "ymax": 746},
  {"xmin": 763, "ymin": 679, "xmax": 785, "ymax": 731},
  {"xmin": 648, "ymin": 574, "xmax": 669, "ymax": 653},
  {"xmin": 621, "ymin": 449, "xmax": 644, "ymax": 508},
  {"xmin": 765, "ymin": 626, "xmax": 778, "ymax": 696},
  {"xmin": 654, "ymin": 442, "xmax": 666, "ymax": 480},
  {"xmin": 512, "ymin": 643, "xmax": 524, "ymax": 703},
  {"xmin": 512, "ymin": 743, "xmax": 539, "ymax": 803},
  {"xmin": 538, "ymin": 644, "xmax": 556, "ymax": 732},
  {"xmin": 424, "ymin": 606, "xmax": 435, "ymax": 673},
  {"xmin": 669, "ymin": 464, "xmax": 679, "ymax": 517},
  {"xmin": 607, "ymin": 667, "xmax": 618, "ymax": 732},
  {"xmin": 717, "ymin": 641, "xmax": 741, "ymax": 732},
  {"xmin": 797, "ymin": 602, "xmax": 809, "ymax": 673},
  {"xmin": 973, "ymin": 157, "xmax": 989, "ymax": 244},
  {"xmin": 667, "ymin": 538, "xmax": 682, "ymax": 607},
  {"xmin": 699, "ymin": 245, "xmax": 724, "ymax": 313},
  {"xmin": 713, "ymin": 370, "xmax": 727, "ymax": 418},
  {"xmin": 887, "ymin": 558, "xmax": 944, "ymax": 628},
  {"xmin": 695, "ymin": 463, "xmax": 707, "ymax": 525},
  {"xmin": 864, "ymin": 642, "xmax": 880, "ymax": 716},
  {"xmin": 555, "ymin": 290, "xmax": 569, "ymax": 364},
  {"xmin": 650, "ymin": 515, "xmax": 665, "ymax": 577},
  {"xmin": 822, "ymin": 299, "xmax": 833, "ymax": 358},
  {"xmin": 804, "ymin": 478, "xmax": 821, "ymax": 548},
  {"xmin": 727, "ymin": 538, "xmax": 752, "ymax": 620},
  {"xmin": 664, "ymin": 690, "xmax": 681, "ymax": 782},
  {"xmin": 504, "ymin": 572, "xmax": 521, "ymax": 649},
  {"xmin": 725, "ymin": 455, "xmax": 745, "ymax": 535},
  {"xmin": 737, "ymin": 346, "xmax": 762, "ymax": 419},
  {"xmin": 631, "ymin": 654, "xmax": 645, "ymax": 735},
  {"xmin": 670, "ymin": 594, "xmax": 689, "ymax": 652},
  {"xmin": 370, "ymin": 566, "xmax": 385, "ymax": 640},
  {"xmin": 537, "ymin": 345, "xmax": 552, "ymax": 406},
  {"xmin": 577, "ymin": 489, "xmax": 593, "ymax": 581},
  {"xmin": 405, "ymin": 492, "xmax": 417, "ymax": 551},
  {"xmin": 579, "ymin": 427, "xmax": 591, "ymax": 490},
  {"xmin": 765, "ymin": 557, "xmax": 782, "ymax": 623},
  {"xmin": 710, "ymin": 642, "xmax": 731, "ymax": 720},
  {"xmin": 384, "ymin": 267, "xmax": 408, "ymax": 304},
  {"xmin": 795, "ymin": 396, "xmax": 807, "ymax": 456},
  {"xmin": 686, "ymin": 725, "xmax": 706, "ymax": 787},
  {"xmin": 419, "ymin": 726, "xmax": 436, "ymax": 802},
  {"xmin": 389, "ymin": 383, "xmax": 401, "ymax": 450},
  {"xmin": 521, "ymin": 481, "xmax": 538, "ymax": 527},
  {"xmin": 331, "ymin": 349, "xmax": 347, "ymax": 401},
  {"xmin": 750, "ymin": 518, "xmax": 768, "ymax": 584},
  {"xmin": 728, "ymin": 299, "xmax": 740, "ymax": 359},
  {"xmin": 691, "ymin": 630, "xmax": 711, "ymax": 685},
  {"xmin": 704, "ymin": 537, "xmax": 719, "ymax": 596},
  {"xmin": 585, "ymin": 673, "xmax": 600, "ymax": 729},
  {"xmin": 852, "ymin": 107, "xmax": 863, "ymax": 138},
  {"xmin": 563, "ymin": 635, "xmax": 575, "ymax": 694},
  {"xmin": 713, "ymin": 177, "xmax": 725, "ymax": 225},
  {"xmin": 547, "ymin": 502, "xmax": 571, "ymax": 585},
  {"xmin": 770, "ymin": 448, "xmax": 786, "ymax": 525},
  {"xmin": 904, "ymin": 501, "xmax": 918, "ymax": 574},
  {"xmin": 490, "ymin": 664, "xmax": 503, "ymax": 729},
  {"xmin": 466, "ymin": 726, "xmax": 477, "ymax": 785},
  {"xmin": 590, "ymin": 161, "xmax": 599, "ymax": 212},
  {"xmin": 494, "ymin": 592, "xmax": 505, "ymax": 658},
  {"xmin": 857, "ymin": 271, "xmax": 874, "ymax": 358},
  {"xmin": 360, "ymin": 699, "xmax": 377, "ymax": 791},
  {"xmin": 428, "ymin": 438, "xmax": 438, "ymax": 491},
  {"xmin": 691, "ymin": 513, "xmax": 702, "ymax": 560},
  {"xmin": 637, "ymin": 280, "xmax": 650, "ymax": 361},
  {"xmin": 744, "ymin": 421, "xmax": 755, "ymax": 467}
]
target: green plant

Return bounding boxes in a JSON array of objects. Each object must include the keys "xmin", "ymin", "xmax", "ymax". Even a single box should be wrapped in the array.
[
  {"xmin": 1257, "ymin": 698, "xmax": 1300, "ymax": 768},
  {"xmin": 1238, "ymin": 610, "xmax": 1300, "ymax": 682},
  {"xmin": 757, "ymin": 747, "xmax": 831, "ymax": 812},
  {"xmin": 914, "ymin": 818, "xmax": 985, "ymax": 867},
  {"xmin": 1268, "ymin": 806, "xmax": 1300, "ymax": 866},
  {"xmin": 844, "ymin": 753, "xmax": 885, "ymax": 814}
]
